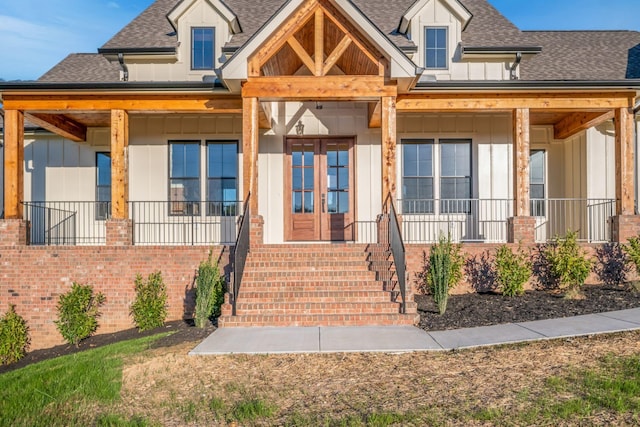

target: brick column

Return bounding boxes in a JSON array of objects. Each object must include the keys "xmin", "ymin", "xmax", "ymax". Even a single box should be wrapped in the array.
[
  {"xmin": 508, "ymin": 108, "xmax": 535, "ymax": 243},
  {"xmin": 249, "ymin": 215, "xmax": 264, "ymax": 248},
  {"xmin": 507, "ymin": 216, "xmax": 536, "ymax": 244},
  {"xmin": 611, "ymin": 215, "xmax": 640, "ymax": 243},
  {"xmin": 106, "ymin": 219, "xmax": 133, "ymax": 246},
  {"xmin": 0, "ymin": 219, "xmax": 29, "ymax": 246}
]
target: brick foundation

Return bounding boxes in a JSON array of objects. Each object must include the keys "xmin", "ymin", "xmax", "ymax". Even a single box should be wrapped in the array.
[
  {"xmin": 249, "ymin": 215, "xmax": 264, "ymax": 247},
  {"xmin": 0, "ymin": 219, "xmax": 29, "ymax": 246},
  {"xmin": 106, "ymin": 219, "xmax": 133, "ymax": 246},
  {"xmin": 0, "ymin": 245, "xmax": 230, "ymax": 350},
  {"xmin": 611, "ymin": 215, "xmax": 640, "ymax": 243},
  {"xmin": 507, "ymin": 216, "xmax": 537, "ymax": 244}
]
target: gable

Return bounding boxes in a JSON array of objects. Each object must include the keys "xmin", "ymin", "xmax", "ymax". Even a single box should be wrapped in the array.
[
  {"xmin": 168, "ymin": 0, "xmax": 241, "ymax": 33},
  {"xmin": 398, "ymin": 0, "xmax": 471, "ymax": 34}
]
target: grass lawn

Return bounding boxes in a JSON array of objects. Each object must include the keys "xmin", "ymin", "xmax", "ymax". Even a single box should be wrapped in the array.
[{"xmin": 1, "ymin": 331, "xmax": 640, "ymax": 426}]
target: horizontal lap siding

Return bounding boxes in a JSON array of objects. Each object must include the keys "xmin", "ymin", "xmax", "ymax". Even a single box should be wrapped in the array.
[{"xmin": 0, "ymin": 245, "xmax": 229, "ymax": 350}]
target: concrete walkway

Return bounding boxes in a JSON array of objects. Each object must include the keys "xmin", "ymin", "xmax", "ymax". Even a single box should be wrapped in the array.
[{"xmin": 189, "ymin": 307, "xmax": 640, "ymax": 355}]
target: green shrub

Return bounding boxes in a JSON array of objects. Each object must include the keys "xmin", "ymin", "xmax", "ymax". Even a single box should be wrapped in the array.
[
  {"xmin": 55, "ymin": 283, "xmax": 106, "ymax": 345},
  {"xmin": 425, "ymin": 235, "xmax": 464, "ymax": 314},
  {"xmin": 494, "ymin": 245, "xmax": 532, "ymax": 297},
  {"xmin": 0, "ymin": 305, "xmax": 30, "ymax": 365},
  {"xmin": 623, "ymin": 236, "xmax": 640, "ymax": 276},
  {"xmin": 131, "ymin": 271, "xmax": 168, "ymax": 332},
  {"xmin": 194, "ymin": 256, "xmax": 226, "ymax": 328},
  {"xmin": 543, "ymin": 230, "xmax": 592, "ymax": 296}
]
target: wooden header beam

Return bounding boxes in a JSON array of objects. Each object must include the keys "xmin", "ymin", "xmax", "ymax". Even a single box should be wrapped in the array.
[
  {"xmin": 25, "ymin": 113, "xmax": 87, "ymax": 142},
  {"xmin": 2, "ymin": 95, "xmax": 242, "ymax": 113},
  {"xmin": 553, "ymin": 110, "xmax": 614, "ymax": 140},
  {"xmin": 397, "ymin": 92, "xmax": 635, "ymax": 111},
  {"xmin": 242, "ymin": 76, "xmax": 396, "ymax": 99}
]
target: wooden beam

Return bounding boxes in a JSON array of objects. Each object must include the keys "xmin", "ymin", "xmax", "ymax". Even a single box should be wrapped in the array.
[
  {"xmin": 322, "ymin": 35, "xmax": 352, "ymax": 76},
  {"xmin": 615, "ymin": 107, "xmax": 635, "ymax": 215},
  {"xmin": 2, "ymin": 95, "xmax": 242, "ymax": 113},
  {"xmin": 25, "ymin": 113, "xmax": 87, "ymax": 142},
  {"xmin": 287, "ymin": 36, "xmax": 316, "ymax": 75},
  {"xmin": 242, "ymin": 76, "xmax": 396, "ymax": 99},
  {"xmin": 513, "ymin": 108, "xmax": 530, "ymax": 217},
  {"xmin": 243, "ymin": 97, "xmax": 259, "ymax": 214},
  {"xmin": 397, "ymin": 92, "xmax": 635, "ymax": 111},
  {"xmin": 3, "ymin": 110, "xmax": 24, "ymax": 219},
  {"xmin": 314, "ymin": 9, "xmax": 324, "ymax": 77},
  {"xmin": 554, "ymin": 110, "xmax": 615, "ymax": 140},
  {"xmin": 110, "ymin": 109, "xmax": 129, "ymax": 220},
  {"xmin": 381, "ymin": 97, "xmax": 397, "ymax": 202},
  {"xmin": 368, "ymin": 101, "xmax": 381, "ymax": 128},
  {"xmin": 258, "ymin": 102, "xmax": 272, "ymax": 129}
]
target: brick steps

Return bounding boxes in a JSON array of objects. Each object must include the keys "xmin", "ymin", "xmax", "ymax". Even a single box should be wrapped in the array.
[{"xmin": 219, "ymin": 243, "xmax": 417, "ymax": 328}]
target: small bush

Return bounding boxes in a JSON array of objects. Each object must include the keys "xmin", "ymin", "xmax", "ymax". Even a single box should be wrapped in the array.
[
  {"xmin": 623, "ymin": 236, "xmax": 640, "ymax": 277},
  {"xmin": 542, "ymin": 230, "xmax": 592, "ymax": 296},
  {"xmin": 595, "ymin": 243, "xmax": 630, "ymax": 287},
  {"xmin": 424, "ymin": 235, "xmax": 464, "ymax": 314},
  {"xmin": 194, "ymin": 257, "xmax": 226, "ymax": 328},
  {"xmin": 0, "ymin": 305, "xmax": 30, "ymax": 365},
  {"xmin": 494, "ymin": 245, "xmax": 532, "ymax": 297},
  {"xmin": 55, "ymin": 283, "xmax": 106, "ymax": 345},
  {"xmin": 131, "ymin": 271, "xmax": 168, "ymax": 332}
]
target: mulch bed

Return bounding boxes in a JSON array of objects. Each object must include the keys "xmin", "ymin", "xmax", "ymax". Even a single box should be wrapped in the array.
[
  {"xmin": 417, "ymin": 284, "xmax": 640, "ymax": 331},
  {"xmin": 3, "ymin": 283, "xmax": 640, "ymax": 374}
]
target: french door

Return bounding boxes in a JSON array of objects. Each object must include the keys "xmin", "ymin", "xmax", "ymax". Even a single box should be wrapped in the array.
[{"xmin": 284, "ymin": 137, "xmax": 355, "ymax": 241}]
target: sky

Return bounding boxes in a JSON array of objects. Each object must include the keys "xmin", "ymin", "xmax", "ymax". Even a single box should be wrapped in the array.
[{"xmin": 1, "ymin": 0, "xmax": 640, "ymax": 81}]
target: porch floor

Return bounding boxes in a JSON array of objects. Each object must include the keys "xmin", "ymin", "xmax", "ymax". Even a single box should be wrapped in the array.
[{"xmin": 189, "ymin": 307, "xmax": 640, "ymax": 354}]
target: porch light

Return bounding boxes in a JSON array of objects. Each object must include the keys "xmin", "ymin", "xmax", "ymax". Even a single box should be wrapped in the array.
[{"xmin": 295, "ymin": 120, "xmax": 305, "ymax": 135}]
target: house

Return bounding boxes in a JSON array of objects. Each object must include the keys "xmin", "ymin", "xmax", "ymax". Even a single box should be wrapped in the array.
[{"xmin": 1, "ymin": 0, "xmax": 640, "ymax": 349}]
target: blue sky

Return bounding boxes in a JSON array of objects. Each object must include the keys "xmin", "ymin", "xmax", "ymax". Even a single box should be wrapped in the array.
[{"xmin": 1, "ymin": 0, "xmax": 640, "ymax": 81}]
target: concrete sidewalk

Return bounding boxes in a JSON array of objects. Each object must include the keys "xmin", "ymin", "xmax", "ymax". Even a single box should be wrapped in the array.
[{"xmin": 189, "ymin": 307, "xmax": 640, "ymax": 355}]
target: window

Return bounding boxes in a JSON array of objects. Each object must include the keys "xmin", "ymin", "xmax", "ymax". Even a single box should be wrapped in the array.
[
  {"xmin": 425, "ymin": 27, "xmax": 448, "ymax": 69},
  {"xmin": 96, "ymin": 152, "xmax": 111, "ymax": 220},
  {"xmin": 207, "ymin": 141, "xmax": 238, "ymax": 216},
  {"xmin": 440, "ymin": 140, "xmax": 471, "ymax": 213},
  {"xmin": 192, "ymin": 27, "xmax": 215, "ymax": 70},
  {"xmin": 402, "ymin": 140, "xmax": 434, "ymax": 213},
  {"xmin": 401, "ymin": 139, "xmax": 472, "ymax": 214},
  {"xmin": 169, "ymin": 141, "xmax": 200, "ymax": 215},
  {"xmin": 530, "ymin": 149, "xmax": 546, "ymax": 216}
]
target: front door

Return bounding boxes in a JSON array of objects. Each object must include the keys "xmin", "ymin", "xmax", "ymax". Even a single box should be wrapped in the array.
[{"xmin": 285, "ymin": 137, "xmax": 355, "ymax": 241}]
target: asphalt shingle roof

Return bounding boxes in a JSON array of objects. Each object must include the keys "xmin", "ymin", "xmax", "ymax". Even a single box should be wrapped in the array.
[
  {"xmin": 38, "ymin": 54, "xmax": 121, "ymax": 82},
  {"xmin": 34, "ymin": 0, "xmax": 640, "ymax": 83}
]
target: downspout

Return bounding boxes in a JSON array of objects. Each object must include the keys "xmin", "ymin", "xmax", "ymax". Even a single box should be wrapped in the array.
[
  {"xmin": 118, "ymin": 53, "xmax": 129, "ymax": 82},
  {"xmin": 509, "ymin": 52, "xmax": 522, "ymax": 80}
]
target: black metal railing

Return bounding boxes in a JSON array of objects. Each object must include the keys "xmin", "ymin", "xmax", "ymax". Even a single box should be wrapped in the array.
[
  {"xmin": 22, "ymin": 201, "xmax": 109, "ymax": 245},
  {"xmin": 231, "ymin": 194, "xmax": 251, "ymax": 316},
  {"xmin": 385, "ymin": 195, "xmax": 406, "ymax": 314},
  {"xmin": 129, "ymin": 200, "xmax": 242, "ymax": 246}
]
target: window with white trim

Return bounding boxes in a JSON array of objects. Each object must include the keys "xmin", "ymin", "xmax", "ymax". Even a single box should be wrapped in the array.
[
  {"xmin": 169, "ymin": 141, "xmax": 201, "ymax": 215},
  {"xmin": 425, "ymin": 27, "xmax": 448, "ymax": 69},
  {"xmin": 96, "ymin": 152, "xmax": 111, "ymax": 220},
  {"xmin": 530, "ymin": 149, "xmax": 546, "ymax": 216},
  {"xmin": 207, "ymin": 141, "xmax": 238, "ymax": 216},
  {"xmin": 192, "ymin": 27, "xmax": 215, "ymax": 70}
]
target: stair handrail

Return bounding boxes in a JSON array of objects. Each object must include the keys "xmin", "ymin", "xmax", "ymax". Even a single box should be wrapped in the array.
[
  {"xmin": 384, "ymin": 194, "xmax": 406, "ymax": 314},
  {"xmin": 232, "ymin": 193, "xmax": 251, "ymax": 316}
]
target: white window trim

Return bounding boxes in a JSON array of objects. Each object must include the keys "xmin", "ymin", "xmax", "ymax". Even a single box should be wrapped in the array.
[{"xmin": 423, "ymin": 26, "xmax": 449, "ymax": 70}]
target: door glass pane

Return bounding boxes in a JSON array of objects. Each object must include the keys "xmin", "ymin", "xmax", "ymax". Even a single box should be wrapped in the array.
[
  {"xmin": 292, "ymin": 168, "xmax": 302, "ymax": 190},
  {"xmin": 304, "ymin": 192, "xmax": 314, "ymax": 213},
  {"xmin": 338, "ymin": 168, "xmax": 349, "ymax": 190},
  {"xmin": 338, "ymin": 192, "xmax": 349, "ymax": 213},
  {"xmin": 304, "ymin": 168, "xmax": 314, "ymax": 190},
  {"xmin": 327, "ymin": 168, "xmax": 337, "ymax": 190},
  {"xmin": 303, "ymin": 149, "xmax": 314, "ymax": 167},
  {"xmin": 293, "ymin": 192, "xmax": 302, "ymax": 213},
  {"xmin": 293, "ymin": 150, "xmax": 302, "ymax": 166},
  {"xmin": 327, "ymin": 150, "xmax": 337, "ymax": 166},
  {"xmin": 327, "ymin": 192, "xmax": 337, "ymax": 213},
  {"xmin": 338, "ymin": 149, "xmax": 348, "ymax": 166}
]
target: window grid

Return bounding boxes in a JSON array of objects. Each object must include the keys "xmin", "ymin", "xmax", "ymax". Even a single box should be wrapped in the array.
[
  {"xmin": 191, "ymin": 27, "xmax": 215, "ymax": 70},
  {"xmin": 207, "ymin": 141, "xmax": 238, "ymax": 216},
  {"xmin": 440, "ymin": 139, "xmax": 471, "ymax": 213},
  {"xmin": 169, "ymin": 141, "xmax": 201, "ymax": 216},
  {"xmin": 402, "ymin": 140, "xmax": 434, "ymax": 214}
]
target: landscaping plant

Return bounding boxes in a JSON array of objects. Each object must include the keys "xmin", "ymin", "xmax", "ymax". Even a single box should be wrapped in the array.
[
  {"xmin": 55, "ymin": 282, "xmax": 106, "ymax": 345},
  {"xmin": 494, "ymin": 245, "xmax": 532, "ymax": 297},
  {"xmin": 0, "ymin": 305, "xmax": 30, "ymax": 365},
  {"xmin": 623, "ymin": 236, "xmax": 640, "ymax": 277},
  {"xmin": 542, "ymin": 230, "xmax": 592, "ymax": 297},
  {"xmin": 131, "ymin": 271, "xmax": 168, "ymax": 331},
  {"xmin": 425, "ymin": 235, "xmax": 464, "ymax": 314},
  {"xmin": 194, "ymin": 256, "xmax": 226, "ymax": 328}
]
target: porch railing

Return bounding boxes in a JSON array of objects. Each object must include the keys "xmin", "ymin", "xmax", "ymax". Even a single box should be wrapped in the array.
[
  {"xmin": 231, "ymin": 194, "xmax": 251, "ymax": 316},
  {"xmin": 22, "ymin": 201, "xmax": 108, "ymax": 245},
  {"xmin": 398, "ymin": 199, "xmax": 513, "ymax": 243},
  {"xmin": 385, "ymin": 196, "xmax": 406, "ymax": 314},
  {"xmin": 129, "ymin": 200, "xmax": 242, "ymax": 246},
  {"xmin": 532, "ymin": 198, "xmax": 616, "ymax": 243}
]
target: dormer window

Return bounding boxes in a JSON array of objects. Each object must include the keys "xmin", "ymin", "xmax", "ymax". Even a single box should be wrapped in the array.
[
  {"xmin": 192, "ymin": 27, "xmax": 215, "ymax": 70},
  {"xmin": 425, "ymin": 27, "xmax": 448, "ymax": 69}
]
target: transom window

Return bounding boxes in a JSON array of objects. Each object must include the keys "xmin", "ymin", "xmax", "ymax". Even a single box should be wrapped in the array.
[
  {"xmin": 192, "ymin": 27, "xmax": 215, "ymax": 70},
  {"xmin": 425, "ymin": 27, "xmax": 448, "ymax": 69},
  {"xmin": 169, "ymin": 141, "xmax": 201, "ymax": 215},
  {"xmin": 95, "ymin": 152, "xmax": 111, "ymax": 220},
  {"xmin": 402, "ymin": 139, "xmax": 472, "ymax": 214},
  {"xmin": 207, "ymin": 141, "xmax": 238, "ymax": 216}
]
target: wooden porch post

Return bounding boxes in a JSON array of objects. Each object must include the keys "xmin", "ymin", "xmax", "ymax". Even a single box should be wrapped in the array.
[
  {"xmin": 381, "ymin": 96, "xmax": 397, "ymax": 204},
  {"xmin": 110, "ymin": 109, "xmax": 129, "ymax": 220},
  {"xmin": 615, "ymin": 107, "xmax": 635, "ymax": 215},
  {"xmin": 243, "ymin": 97, "xmax": 259, "ymax": 214},
  {"xmin": 509, "ymin": 108, "xmax": 536, "ymax": 243},
  {"xmin": 4, "ymin": 110, "xmax": 24, "ymax": 220}
]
